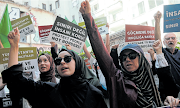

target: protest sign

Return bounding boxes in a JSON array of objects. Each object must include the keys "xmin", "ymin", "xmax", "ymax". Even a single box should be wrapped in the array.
[
  {"xmin": 125, "ymin": 24, "xmax": 155, "ymax": 52},
  {"xmin": 0, "ymin": 47, "xmax": 38, "ymax": 73},
  {"xmin": 164, "ymin": 4, "xmax": 180, "ymax": 32},
  {"xmin": 38, "ymin": 25, "xmax": 52, "ymax": 43},
  {"xmin": 48, "ymin": 16, "xmax": 87, "ymax": 53},
  {"xmin": 11, "ymin": 15, "xmax": 36, "ymax": 37},
  {"xmin": 79, "ymin": 17, "xmax": 108, "ymax": 35}
]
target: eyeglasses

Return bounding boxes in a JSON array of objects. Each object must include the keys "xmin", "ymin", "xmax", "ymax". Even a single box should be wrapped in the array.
[
  {"xmin": 119, "ymin": 53, "xmax": 139, "ymax": 62},
  {"xmin": 165, "ymin": 37, "xmax": 176, "ymax": 40},
  {"xmin": 54, "ymin": 56, "xmax": 72, "ymax": 65}
]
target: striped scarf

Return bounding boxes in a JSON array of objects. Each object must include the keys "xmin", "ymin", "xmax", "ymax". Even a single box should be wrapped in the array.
[{"xmin": 121, "ymin": 54, "xmax": 161, "ymax": 107}]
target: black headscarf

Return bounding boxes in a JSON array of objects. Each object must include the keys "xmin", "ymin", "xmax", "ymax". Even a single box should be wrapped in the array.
[
  {"xmin": 119, "ymin": 44, "xmax": 162, "ymax": 107},
  {"xmin": 57, "ymin": 49, "xmax": 102, "ymax": 107},
  {"xmin": 59, "ymin": 49, "xmax": 101, "ymax": 88},
  {"xmin": 38, "ymin": 53, "xmax": 57, "ymax": 83}
]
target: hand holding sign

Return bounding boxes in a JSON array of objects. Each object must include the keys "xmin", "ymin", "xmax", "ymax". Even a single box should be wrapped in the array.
[
  {"xmin": 50, "ymin": 42, "xmax": 57, "ymax": 47},
  {"xmin": 8, "ymin": 27, "xmax": 20, "ymax": 47},
  {"xmin": 153, "ymin": 39, "xmax": 162, "ymax": 54},
  {"xmin": 65, "ymin": 44, "xmax": 72, "ymax": 50},
  {"xmin": 154, "ymin": 11, "xmax": 162, "ymax": 21}
]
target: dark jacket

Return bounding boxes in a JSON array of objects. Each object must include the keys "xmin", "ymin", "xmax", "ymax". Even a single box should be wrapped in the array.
[
  {"xmin": 2, "ymin": 64, "xmax": 107, "ymax": 108},
  {"xmin": 82, "ymin": 13, "xmax": 138, "ymax": 108}
]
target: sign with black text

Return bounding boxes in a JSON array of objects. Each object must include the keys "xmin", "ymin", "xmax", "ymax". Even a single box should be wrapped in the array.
[
  {"xmin": 0, "ymin": 47, "xmax": 38, "ymax": 73},
  {"xmin": 11, "ymin": 15, "xmax": 36, "ymax": 37},
  {"xmin": 48, "ymin": 16, "xmax": 87, "ymax": 53},
  {"xmin": 79, "ymin": 17, "xmax": 108, "ymax": 35}
]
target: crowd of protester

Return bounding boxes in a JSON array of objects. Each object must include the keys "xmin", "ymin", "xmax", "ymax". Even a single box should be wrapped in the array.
[{"xmin": 0, "ymin": 0, "xmax": 180, "ymax": 108}]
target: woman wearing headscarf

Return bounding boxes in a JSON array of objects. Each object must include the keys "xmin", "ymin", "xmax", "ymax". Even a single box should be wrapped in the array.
[
  {"xmin": 79, "ymin": 1, "xmax": 179, "ymax": 108},
  {"xmin": 38, "ymin": 53, "xmax": 58, "ymax": 83},
  {"xmin": 1, "ymin": 28, "xmax": 107, "ymax": 108}
]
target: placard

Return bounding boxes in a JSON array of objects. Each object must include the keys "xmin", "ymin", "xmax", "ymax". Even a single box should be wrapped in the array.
[
  {"xmin": 164, "ymin": 4, "xmax": 180, "ymax": 32},
  {"xmin": 11, "ymin": 15, "xmax": 36, "ymax": 37},
  {"xmin": 0, "ymin": 47, "xmax": 38, "ymax": 72},
  {"xmin": 48, "ymin": 16, "xmax": 87, "ymax": 53},
  {"xmin": 125, "ymin": 24, "xmax": 155, "ymax": 52},
  {"xmin": 38, "ymin": 25, "xmax": 52, "ymax": 43}
]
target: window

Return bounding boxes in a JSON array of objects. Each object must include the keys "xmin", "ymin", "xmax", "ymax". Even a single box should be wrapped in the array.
[
  {"xmin": 94, "ymin": 4, "xmax": 99, "ymax": 11},
  {"xmin": 169, "ymin": 0, "xmax": 180, "ymax": 4},
  {"xmin": 50, "ymin": 4, "xmax": 52, "ymax": 11},
  {"xmin": 148, "ymin": 0, "xmax": 163, "ymax": 9},
  {"xmin": 24, "ymin": 2, "xmax": 28, "ymax": 6},
  {"xmin": 132, "ymin": 6, "xmax": 139, "ymax": 17},
  {"xmin": 42, "ymin": 3, "xmax": 46, "ymax": 10},
  {"xmin": 138, "ymin": 1, "xmax": 145, "ymax": 15},
  {"xmin": 72, "ymin": 15, "xmax": 75, "ymax": 20},
  {"xmin": 148, "ymin": 0, "xmax": 156, "ymax": 9},
  {"xmin": 55, "ymin": 0, "xmax": 59, "ymax": 9},
  {"xmin": 79, "ymin": 12, "xmax": 83, "ymax": 22},
  {"xmin": 156, "ymin": 0, "xmax": 163, "ymax": 6},
  {"xmin": 152, "ymin": 19, "xmax": 155, "ymax": 27}
]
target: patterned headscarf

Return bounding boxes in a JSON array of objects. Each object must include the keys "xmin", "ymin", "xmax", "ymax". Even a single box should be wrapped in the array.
[{"xmin": 119, "ymin": 44, "xmax": 162, "ymax": 107}]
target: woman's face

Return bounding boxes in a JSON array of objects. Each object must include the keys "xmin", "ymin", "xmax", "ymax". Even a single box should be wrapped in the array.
[
  {"xmin": 122, "ymin": 50, "xmax": 139, "ymax": 72},
  {"xmin": 57, "ymin": 51, "xmax": 76, "ymax": 77},
  {"xmin": 38, "ymin": 55, "xmax": 51, "ymax": 73}
]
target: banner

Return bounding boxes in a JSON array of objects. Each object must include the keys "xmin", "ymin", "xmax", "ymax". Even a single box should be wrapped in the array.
[
  {"xmin": 38, "ymin": 25, "xmax": 52, "ymax": 43},
  {"xmin": 0, "ymin": 4, "xmax": 12, "ymax": 48},
  {"xmin": 79, "ymin": 17, "xmax": 108, "ymax": 35},
  {"xmin": 164, "ymin": 4, "xmax": 180, "ymax": 32},
  {"xmin": 125, "ymin": 24, "xmax": 155, "ymax": 52},
  {"xmin": 11, "ymin": 15, "xmax": 36, "ymax": 37},
  {"xmin": 48, "ymin": 16, "xmax": 87, "ymax": 53},
  {"xmin": 0, "ymin": 47, "xmax": 38, "ymax": 72}
]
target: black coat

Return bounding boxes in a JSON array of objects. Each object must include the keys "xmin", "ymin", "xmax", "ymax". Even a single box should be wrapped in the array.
[{"xmin": 2, "ymin": 64, "xmax": 107, "ymax": 108}]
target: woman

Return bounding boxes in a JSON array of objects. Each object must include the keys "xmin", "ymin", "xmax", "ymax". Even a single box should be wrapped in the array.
[
  {"xmin": 38, "ymin": 53, "xmax": 58, "ymax": 83},
  {"xmin": 79, "ymin": 1, "xmax": 179, "ymax": 108},
  {"xmin": 1, "ymin": 28, "xmax": 107, "ymax": 108}
]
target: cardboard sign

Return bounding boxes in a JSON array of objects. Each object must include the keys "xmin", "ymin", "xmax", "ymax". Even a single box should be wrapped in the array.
[
  {"xmin": 164, "ymin": 4, "xmax": 180, "ymax": 33},
  {"xmin": 11, "ymin": 15, "xmax": 36, "ymax": 37},
  {"xmin": 125, "ymin": 24, "xmax": 155, "ymax": 52},
  {"xmin": 48, "ymin": 16, "xmax": 87, "ymax": 53},
  {"xmin": 38, "ymin": 25, "xmax": 52, "ymax": 43},
  {"xmin": 0, "ymin": 47, "xmax": 38, "ymax": 72},
  {"xmin": 78, "ymin": 17, "xmax": 108, "ymax": 35}
]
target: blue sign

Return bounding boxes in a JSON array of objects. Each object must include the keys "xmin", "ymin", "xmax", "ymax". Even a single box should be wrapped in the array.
[{"xmin": 164, "ymin": 4, "xmax": 180, "ymax": 33}]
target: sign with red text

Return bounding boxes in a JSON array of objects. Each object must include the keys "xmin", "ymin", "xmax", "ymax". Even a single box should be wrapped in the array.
[
  {"xmin": 38, "ymin": 25, "xmax": 52, "ymax": 43},
  {"xmin": 125, "ymin": 24, "xmax": 155, "ymax": 52},
  {"xmin": 48, "ymin": 16, "xmax": 87, "ymax": 53}
]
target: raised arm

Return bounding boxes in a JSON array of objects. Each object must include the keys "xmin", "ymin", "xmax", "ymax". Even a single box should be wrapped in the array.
[
  {"xmin": 105, "ymin": 23, "xmax": 110, "ymax": 53},
  {"xmin": 50, "ymin": 42, "xmax": 58, "ymax": 60},
  {"xmin": 7, "ymin": 27, "xmax": 20, "ymax": 67},
  {"xmin": 80, "ymin": 0, "xmax": 117, "ymax": 83},
  {"xmin": 83, "ymin": 44, "xmax": 91, "ymax": 60},
  {"xmin": 154, "ymin": 11, "xmax": 162, "ymax": 41},
  {"xmin": 0, "ymin": 40, "xmax": 4, "ymax": 48}
]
